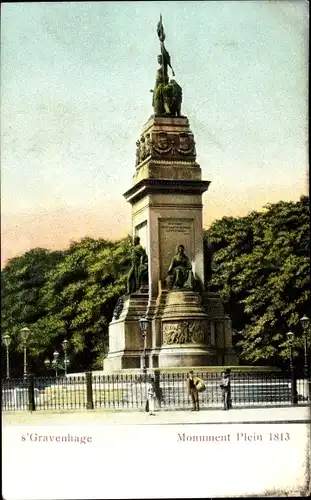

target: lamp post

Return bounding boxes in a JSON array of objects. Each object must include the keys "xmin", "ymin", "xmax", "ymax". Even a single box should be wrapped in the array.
[
  {"xmin": 287, "ymin": 331, "xmax": 298, "ymax": 405},
  {"xmin": 2, "ymin": 334, "xmax": 11, "ymax": 379},
  {"xmin": 44, "ymin": 357, "xmax": 51, "ymax": 373},
  {"xmin": 52, "ymin": 350, "xmax": 59, "ymax": 377},
  {"xmin": 20, "ymin": 327, "xmax": 31, "ymax": 379},
  {"xmin": 300, "ymin": 315, "xmax": 310, "ymax": 401},
  {"xmin": 44, "ymin": 351, "xmax": 60, "ymax": 377},
  {"xmin": 300, "ymin": 315, "xmax": 310, "ymax": 379},
  {"xmin": 62, "ymin": 339, "xmax": 69, "ymax": 376},
  {"xmin": 44, "ymin": 343, "xmax": 70, "ymax": 377},
  {"xmin": 139, "ymin": 316, "xmax": 149, "ymax": 374}
]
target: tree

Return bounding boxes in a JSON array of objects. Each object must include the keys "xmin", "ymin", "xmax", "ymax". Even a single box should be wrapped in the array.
[
  {"xmin": 1, "ymin": 248, "xmax": 64, "ymax": 376},
  {"xmin": 35, "ymin": 236, "xmax": 132, "ymax": 371},
  {"xmin": 204, "ymin": 196, "xmax": 310, "ymax": 368},
  {"xmin": 1, "ymin": 236, "xmax": 133, "ymax": 375}
]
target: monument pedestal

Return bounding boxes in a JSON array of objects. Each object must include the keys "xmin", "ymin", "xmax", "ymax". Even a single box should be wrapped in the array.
[
  {"xmin": 103, "ymin": 292, "xmax": 149, "ymax": 372},
  {"xmin": 157, "ymin": 290, "xmax": 217, "ymax": 367},
  {"xmin": 104, "ymin": 115, "xmax": 239, "ymax": 371}
]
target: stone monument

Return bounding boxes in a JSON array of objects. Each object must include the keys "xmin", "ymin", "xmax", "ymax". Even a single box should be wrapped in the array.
[{"xmin": 104, "ymin": 16, "xmax": 238, "ymax": 371}]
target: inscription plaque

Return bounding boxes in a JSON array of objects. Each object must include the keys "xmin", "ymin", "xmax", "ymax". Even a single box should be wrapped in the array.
[{"xmin": 159, "ymin": 218, "xmax": 194, "ymax": 281}]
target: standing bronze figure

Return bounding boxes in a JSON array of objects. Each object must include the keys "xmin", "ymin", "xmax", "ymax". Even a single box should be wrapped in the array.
[
  {"xmin": 127, "ymin": 236, "xmax": 149, "ymax": 294},
  {"xmin": 152, "ymin": 15, "xmax": 182, "ymax": 117}
]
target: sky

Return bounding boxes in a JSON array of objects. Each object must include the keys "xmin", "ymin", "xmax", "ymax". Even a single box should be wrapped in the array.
[{"xmin": 1, "ymin": 1, "xmax": 309, "ymax": 266}]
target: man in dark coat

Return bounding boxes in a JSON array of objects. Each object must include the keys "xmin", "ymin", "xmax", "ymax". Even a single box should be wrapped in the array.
[
  {"xmin": 220, "ymin": 368, "xmax": 232, "ymax": 410},
  {"xmin": 186, "ymin": 371, "xmax": 200, "ymax": 411}
]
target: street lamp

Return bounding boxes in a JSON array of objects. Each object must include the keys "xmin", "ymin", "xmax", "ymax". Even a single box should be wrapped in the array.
[
  {"xmin": 2, "ymin": 334, "xmax": 11, "ymax": 379},
  {"xmin": 44, "ymin": 350, "xmax": 60, "ymax": 377},
  {"xmin": 287, "ymin": 331, "xmax": 298, "ymax": 405},
  {"xmin": 300, "ymin": 315, "xmax": 310, "ymax": 400},
  {"xmin": 44, "ymin": 351, "xmax": 60, "ymax": 377},
  {"xmin": 44, "ymin": 358, "xmax": 51, "ymax": 371},
  {"xmin": 20, "ymin": 327, "xmax": 31, "ymax": 379},
  {"xmin": 52, "ymin": 350, "xmax": 59, "ymax": 377},
  {"xmin": 139, "ymin": 316, "xmax": 149, "ymax": 373},
  {"xmin": 300, "ymin": 315, "xmax": 310, "ymax": 379},
  {"xmin": 44, "ymin": 344, "xmax": 70, "ymax": 377},
  {"xmin": 62, "ymin": 339, "xmax": 69, "ymax": 376}
]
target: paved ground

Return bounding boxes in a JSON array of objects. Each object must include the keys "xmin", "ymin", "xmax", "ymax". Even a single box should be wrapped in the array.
[
  {"xmin": 2, "ymin": 404, "xmax": 310, "ymax": 425},
  {"xmin": 3, "ymin": 405, "xmax": 310, "ymax": 499}
]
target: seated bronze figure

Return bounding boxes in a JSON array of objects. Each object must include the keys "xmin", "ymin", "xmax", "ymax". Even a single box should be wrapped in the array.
[{"xmin": 166, "ymin": 244, "xmax": 195, "ymax": 290}]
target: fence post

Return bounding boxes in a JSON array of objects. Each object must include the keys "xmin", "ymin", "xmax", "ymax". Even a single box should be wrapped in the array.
[
  {"xmin": 86, "ymin": 371, "xmax": 94, "ymax": 409},
  {"xmin": 291, "ymin": 367, "xmax": 298, "ymax": 406},
  {"xmin": 27, "ymin": 374, "xmax": 36, "ymax": 412}
]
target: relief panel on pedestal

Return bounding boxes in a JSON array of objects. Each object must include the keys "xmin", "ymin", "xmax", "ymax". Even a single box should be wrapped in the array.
[
  {"xmin": 162, "ymin": 321, "xmax": 210, "ymax": 345},
  {"xmin": 135, "ymin": 131, "xmax": 196, "ymax": 167}
]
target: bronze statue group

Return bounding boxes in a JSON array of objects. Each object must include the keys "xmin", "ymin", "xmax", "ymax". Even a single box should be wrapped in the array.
[
  {"xmin": 125, "ymin": 237, "xmax": 232, "ymax": 413},
  {"xmin": 126, "ymin": 237, "xmax": 196, "ymax": 295},
  {"xmin": 151, "ymin": 14, "xmax": 183, "ymax": 118}
]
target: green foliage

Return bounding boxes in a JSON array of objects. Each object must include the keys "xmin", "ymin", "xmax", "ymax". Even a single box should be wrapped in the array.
[
  {"xmin": 1, "ymin": 236, "xmax": 132, "ymax": 375},
  {"xmin": 1, "ymin": 248, "xmax": 64, "ymax": 376},
  {"xmin": 2, "ymin": 196, "xmax": 309, "ymax": 375},
  {"xmin": 204, "ymin": 196, "xmax": 310, "ymax": 368}
]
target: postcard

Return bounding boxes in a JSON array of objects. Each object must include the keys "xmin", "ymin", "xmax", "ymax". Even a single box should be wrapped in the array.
[{"xmin": 1, "ymin": 2, "xmax": 310, "ymax": 499}]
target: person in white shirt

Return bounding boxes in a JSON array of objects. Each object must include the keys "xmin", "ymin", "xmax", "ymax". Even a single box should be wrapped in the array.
[{"xmin": 146, "ymin": 377, "xmax": 156, "ymax": 415}]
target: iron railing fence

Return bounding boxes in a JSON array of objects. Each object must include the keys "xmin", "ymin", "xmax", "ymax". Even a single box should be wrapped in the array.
[{"xmin": 2, "ymin": 371, "xmax": 310, "ymax": 412}]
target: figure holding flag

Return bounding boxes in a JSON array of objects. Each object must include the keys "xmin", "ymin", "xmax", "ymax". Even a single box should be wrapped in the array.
[
  {"xmin": 157, "ymin": 14, "xmax": 175, "ymax": 79},
  {"xmin": 152, "ymin": 15, "xmax": 182, "ymax": 117}
]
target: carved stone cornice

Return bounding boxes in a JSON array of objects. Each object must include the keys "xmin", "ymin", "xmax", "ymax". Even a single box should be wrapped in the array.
[
  {"xmin": 147, "ymin": 159, "xmax": 199, "ymax": 166},
  {"xmin": 135, "ymin": 115, "xmax": 199, "ymax": 168},
  {"xmin": 124, "ymin": 178, "xmax": 211, "ymax": 204}
]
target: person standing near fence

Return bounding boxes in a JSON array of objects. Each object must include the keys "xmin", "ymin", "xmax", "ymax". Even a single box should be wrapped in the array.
[
  {"xmin": 146, "ymin": 377, "xmax": 156, "ymax": 415},
  {"xmin": 220, "ymin": 368, "xmax": 232, "ymax": 410},
  {"xmin": 186, "ymin": 371, "xmax": 200, "ymax": 411}
]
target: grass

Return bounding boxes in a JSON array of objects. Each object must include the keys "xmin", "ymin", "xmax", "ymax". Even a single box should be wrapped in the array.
[{"xmin": 39, "ymin": 387, "xmax": 125, "ymax": 406}]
